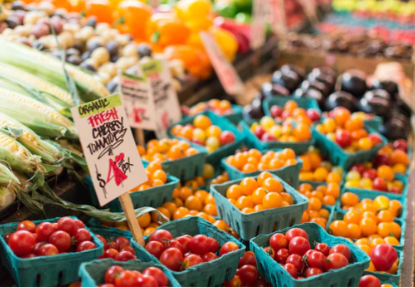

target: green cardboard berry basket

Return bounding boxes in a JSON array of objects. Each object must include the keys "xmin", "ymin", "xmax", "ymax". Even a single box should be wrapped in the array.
[
  {"xmin": 131, "ymin": 216, "xmax": 245, "ymax": 287},
  {"xmin": 79, "ymin": 258, "xmax": 181, "ymax": 287},
  {"xmin": 183, "ymin": 104, "xmax": 243, "ymax": 126},
  {"xmin": 221, "ymin": 155, "xmax": 303, "ymax": 187},
  {"xmin": 210, "ymin": 174, "xmax": 309, "ymax": 241},
  {"xmin": 240, "ymin": 120, "xmax": 314, "ymax": 154},
  {"xmin": 168, "ymin": 111, "xmax": 245, "ymax": 166},
  {"xmin": 364, "ymin": 248, "xmax": 404, "ymax": 286},
  {"xmin": 263, "ymin": 97, "xmax": 322, "ymax": 119},
  {"xmin": 364, "ymin": 116, "xmax": 383, "ymax": 131},
  {"xmin": 0, "ymin": 216, "xmax": 104, "ymax": 287},
  {"xmin": 250, "ymin": 222, "xmax": 371, "ymax": 287},
  {"xmin": 89, "ymin": 226, "xmax": 133, "ymax": 243},
  {"xmin": 337, "ymin": 187, "xmax": 407, "ymax": 221},
  {"xmin": 312, "ymin": 125, "xmax": 387, "ymax": 170},
  {"xmin": 327, "ymin": 208, "xmax": 406, "ymax": 250}
]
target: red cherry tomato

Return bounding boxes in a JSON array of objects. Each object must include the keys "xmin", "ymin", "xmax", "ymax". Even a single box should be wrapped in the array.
[
  {"xmin": 305, "ymin": 267, "xmax": 323, "ymax": 278},
  {"xmin": 115, "ymin": 237, "xmax": 130, "ymax": 250},
  {"xmin": 176, "ymin": 235, "xmax": 191, "ymax": 253},
  {"xmin": 276, "ymin": 248, "xmax": 290, "ymax": 264},
  {"xmin": 325, "ymin": 253, "xmax": 349, "ymax": 271},
  {"xmin": 74, "ymin": 229, "xmax": 92, "ymax": 244},
  {"xmin": 286, "ymin": 254, "xmax": 305, "ymax": 271},
  {"xmin": 143, "ymin": 267, "xmax": 168, "ymax": 287},
  {"xmin": 370, "ymin": 244, "xmax": 398, "ymax": 271},
  {"xmin": 307, "ymin": 251, "xmax": 326, "ymax": 270},
  {"xmin": 330, "ymin": 244, "xmax": 351, "ymax": 260},
  {"xmin": 224, "ymin": 275, "xmax": 242, "ymax": 287},
  {"xmin": 283, "ymin": 263, "xmax": 297, "ymax": 278},
  {"xmin": 145, "ymin": 241, "xmax": 165, "ymax": 258},
  {"xmin": 189, "ymin": 235, "xmax": 210, "ymax": 255},
  {"xmin": 314, "ymin": 243, "xmax": 330, "ymax": 256},
  {"xmin": 182, "ymin": 254, "xmax": 203, "ymax": 270},
  {"xmin": 101, "ymin": 248, "xmax": 119, "ymax": 259},
  {"xmin": 137, "ymin": 275, "xmax": 158, "ymax": 287},
  {"xmin": 285, "ymin": 228, "xmax": 309, "ymax": 242},
  {"xmin": 48, "ymin": 230, "xmax": 71, "ymax": 252},
  {"xmin": 163, "ymin": 239, "xmax": 184, "ymax": 254},
  {"xmin": 202, "ymin": 252, "xmax": 219, "ymax": 262},
  {"xmin": 270, "ymin": 233, "xmax": 288, "ymax": 251},
  {"xmin": 220, "ymin": 242, "xmax": 239, "ymax": 256},
  {"xmin": 8, "ymin": 230, "xmax": 36, "ymax": 256},
  {"xmin": 115, "ymin": 251, "xmax": 136, "ymax": 262},
  {"xmin": 57, "ymin": 217, "xmax": 76, "ymax": 235},
  {"xmin": 206, "ymin": 237, "xmax": 219, "ymax": 253},
  {"xmin": 96, "ymin": 235, "xmax": 109, "ymax": 249},
  {"xmin": 238, "ymin": 265, "xmax": 258, "ymax": 284},
  {"xmin": 109, "ymin": 241, "xmax": 119, "ymax": 251},
  {"xmin": 105, "ymin": 265, "xmax": 124, "ymax": 284},
  {"xmin": 21, "ymin": 253, "xmax": 36, "ymax": 258},
  {"xmin": 121, "ymin": 246, "xmax": 135, "ymax": 255},
  {"xmin": 159, "ymin": 248, "xmax": 184, "ymax": 271},
  {"xmin": 288, "ymin": 237, "xmax": 310, "ymax": 256},
  {"xmin": 76, "ymin": 241, "xmax": 96, "ymax": 252},
  {"xmin": 73, "ymin": 219, "xmax": 85, "ymax": 230},
  {"xmin": 17, "ymin": 220, "xmax": 36, "ymax": 233},
  {"xmin": 149, "ymin": 229, "xmax": 173, "ymax": 243},
  {"xmin": 114, "ymin": 270, "xmax": 140, "ymax": 287},
  {"xmin": 263, "ymin": 246, "xmax": 276, "ymax": 259},
  {"xmin": 238, "ymin": 251, "xmax": 257, "ymax": 268},
  {"xmin": 358, "ymin": 275, "xmax": 382, "ymax": 287},
  {"xmin": 37, "ymin": 243, "xmax": 59, "ymax": 256},
  {"xmin": 36, "ymin": 222, "xmax": 57, "ymax": 242},
  {"xmin": 99, "ymin": 284, "xmax": 115, "ymax": 287},
  {"xmin": 3, "ymin": 233, "xmax": 11, "ymax": 244}
]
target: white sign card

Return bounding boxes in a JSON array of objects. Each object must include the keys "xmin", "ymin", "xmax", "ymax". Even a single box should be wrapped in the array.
[
  {"xmin": 119, "ymin": 71, "xmax": 157, "ymax": 131},
  {"xmin": 270, "ymin": 0, "xmax": 287, "ymax": 37},
  {"xmin": 200, "ymin": 31, "xmax": 244, "ymax": 96},
  {"xmin": 71, "ymin": 94, "xmax": 147, "ymax": 206},
  {"xmin": 141, "ymin": 58, "xmax": 182, "ymax": 139},
  {"xmin": 251, "ymin": 0, "xmax": 270, "ymax": 49}
]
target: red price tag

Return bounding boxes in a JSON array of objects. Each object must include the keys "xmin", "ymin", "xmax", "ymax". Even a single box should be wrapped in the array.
[{"xmin": 200, "ymin": 31, "xmax": 244, "ymax": 96}]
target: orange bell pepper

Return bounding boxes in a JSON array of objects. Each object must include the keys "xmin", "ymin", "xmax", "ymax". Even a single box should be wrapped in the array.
[
  {"xmin": 114, "ymin": 0, "xmax": 153, "ymax": 40},
  {"xmin": 147, "ymin": 14, "xmax": 191, "ymax": 48},
  {"xmin": 85, "ymin": 0, "xmax": 113, "ymax": 24},
  {"xmin": 175, "ymin": 0, "xmax": 212, "ymax": 21},
  {"xmin": 209, "ymin": 26, "xmax": 238, "ymax": 61},
  {"xmin": 164, "ymin": 45, "xmax": 212, "ymax": 80},
  {"xmin": 67, "ymin": 0, "xmax": 86, "ymax": 13}
]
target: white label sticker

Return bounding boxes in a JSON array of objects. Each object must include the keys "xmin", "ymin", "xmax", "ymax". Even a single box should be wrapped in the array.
[
  {"xmin": 119, "ymin": 71, "xmax": 157, "ymax": 131},
  {"xmin": 200, "ymin": 31, "xmax": 244, "ymax": 96},
  {"xmin": 71, "ymin": 94, "xmax": 147, "ymax": 206},
  {"xmin": 141, "ymin": 58, "xmax": 182, "ymax": 139}
]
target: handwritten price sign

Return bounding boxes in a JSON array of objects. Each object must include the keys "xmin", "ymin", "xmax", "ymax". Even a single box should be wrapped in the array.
[
  {"xmin": 71, "ymin": 94, "xmax": 147, "ymax": 206},
  {"xmin": 200, "ymin": 31, "xmax": 244, "ymax": 96},
  {"xmin": 251, "ymin": 0, "xmax": 270, "ymax": 49}
]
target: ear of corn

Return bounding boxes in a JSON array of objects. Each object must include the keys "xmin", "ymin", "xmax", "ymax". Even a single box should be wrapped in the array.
[
  {"xmin": 0, "ymin": 112, "xmax": 62, "ymax": 164},
  {"xmin": 0, "ymin": 37, "xmax": 110, "ymax": 102},
  {"xmin": 0, "ymin": 130, "xmax": 42, "ymax": 174},
  {"xmin": 0, "ymin": 87, "xmax": 78, "ymax": 139},
  {"xmin": 0, "ymin": 186, "xmax": 15, "ymax": 209},
  {"xmin": 0, "ymin": 62, "xmax": 74, "ymax": 110},
  {"xmin": 0, "ymin": 162, "xmax": 20, "ymax": 186}
]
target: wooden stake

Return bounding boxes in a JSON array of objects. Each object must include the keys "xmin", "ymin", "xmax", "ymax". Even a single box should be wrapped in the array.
[
  {"xmin": 118, "ymin": 193, "xmax": 145, "ymax": 246},
  {"xmin": 135, "ymin": 128, "xmax": 145, "ymax": 146}
]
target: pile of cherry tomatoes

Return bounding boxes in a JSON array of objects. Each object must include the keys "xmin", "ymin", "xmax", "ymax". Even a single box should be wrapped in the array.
[
  {"xmin": 101, "ymin": 265, "xmax": 170, "ymax": 287},
  {"xmin": 96, "ymin": 235, "xmax": 136, "ymax": 262}
]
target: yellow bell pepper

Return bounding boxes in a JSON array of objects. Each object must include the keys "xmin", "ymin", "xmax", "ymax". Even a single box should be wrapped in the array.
[
  {"xmin": 209, "ymin": 26, "xmax": 238, "ymax": 61},
  {"xmin": 174, "ymin": 0, "xmax": 212, "ymax": 21}
]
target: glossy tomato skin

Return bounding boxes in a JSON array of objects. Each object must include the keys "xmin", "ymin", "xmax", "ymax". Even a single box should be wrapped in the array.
[
  {"xmin": 145, "ymin": 241, "xmax": 165, "ymax": 258},
  {"xmin": 238, "ymin": 251, "xmax": 257, "ymax": 267},
  {"xmin": 202, "ymin": 252, "xmax": 219, "ymax": 262},
  {"xmin": 288, "ymin": 237, "xmax": 310, "ymax": 256},
  {"xmin": 149, "ymin": 229, "xmax": 173, "ymax": 242},
  {"xmin": 189, "ymin": 235, "xmax": 210, "ymax": 255},
  {"xmin": 207, "ymin": 237, "xmax": 219, "ymax": 253},
  {"xmin": 115, "ymin": 251, "xmax": 136, "ymax": 261},
  {"xmin": 220, "ymin": 242, "xmax": 239, "ymax": 256},
  {"xmin": 37, "ymin": 243, "xmax": 59, "ymax": 256},
  {"xmin": 105, "ymin": 265, "xmax": 124, "ymax": 284},
  {"xmin": 307, "ymin": 251, "xmax": 326, "ymax": 270},
  {"xmin": 49, "ymin": 231, "xmax": 71, "ymax": 252},
  {"xmin": 370, "ymin": 244, "xmax": 397, "ymax": 271},
  {"xmin": 36, "ymin": 222, "xmax": 57, "ymax": 242},
  {"xmin": 73, "ymin": 219, "xmax": 85, "ymax": 230},
  {"xmin": 143, "ymin": 267, "xmax": 168, "ymax": 287},
  {"xmin": 315, "ymin": 243, "xmax": 330, "ymax": 256},
  {"xmin": 263, "ymin": 246, "xmax": 276, "ymax": 259},
  {"xmin": 330, "ymin": 244, "xmax": 351, "ymax": 260},
  {"xmin": 73, "ymin": 229, "xmax": 92, "ymax": 244},
  {"xmin": 121, "ymin": 246, "xmax": 135, "ymax": 255},
  {"xmin": 114, "ymin": 270, "xmax": 139, "ymax": 287},
  {"xmin": 137, "ymin": 275, "xmax": 158, "ymax": 287},
  {"xmin": 76, "ymin": 241, "xmax": 96, "ymax": 252},
  {"xmin": 358, "ymin": 275, "xmax": 382, "ymax": 287},
  {"xmin": 276, "ymin": 248, "xmax": 290, "ymax": 264},
  {"xmin": 115, "ymin": 237, "xmax": 130, "ymax": 250},
  {"xmin": 305, "ymin": 267, "xmax": 323, "ymax": 278},
  {"xmin": 96, "ymin": 235, "xmax": 109, "ymax": 249},
  {"xmin": 9, "ymin": 230, "xmax": 36, "ymax": 256},
  {"xmin": 270, "ymin": 233, "xmax": 288, "ymax": 251},
  {"xmin": 57, "ymin": 217, "xmax": 76, "ymax": 235},
  {"xmin": 286, "ymin": 254, "xmax": 305, "ymax": 271},
  {"xmin": 224, "ymin": 275, "xmax": 242, "ymax": 287},
  {"xmin": 176, "ymin": 235, "xmax": 191, "ymax": 253},
  {"xmin": 284, "ymin": 263, "xmax": 297, "ymax": 278},
  {"xmin": 182, "ymin": 254, "xmax": 203, "ymax": 270},
  {"xmin": 238, "ymin": 265, "xmax": 258, "ymax": 284},
  {"xmin": 3, "ymin": 233, "xmax": 11, "ymax": 244},
  {"xmin": 17, "ymin": 220, "xmax": 36, "ymax": 233},
  {"xmin": 100, "ymin": 248, "xmax": 119, "ymax": 259},
  {"xmin": 163, "ymin": 240, "xmax": 184, "ymax": 254},
  {"xmin": 325, "ymin": 253, "xmax": 349, "ymax": 271},
  {"xmin": 285, "ymin": 228, "xmax": 309, "ymax": 242},
  {"xmin": 160, "ymin": 248, "xmax": 184, "ymax": 271}
]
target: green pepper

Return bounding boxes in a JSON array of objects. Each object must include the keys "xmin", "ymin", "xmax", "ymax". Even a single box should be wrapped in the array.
[{"xmin": 213, "ymin": 1, "xmax": 237, "ymax": 18}]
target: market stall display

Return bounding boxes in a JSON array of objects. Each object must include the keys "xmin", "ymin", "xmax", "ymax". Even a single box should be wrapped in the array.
[{"xmin": 0, "ymin": 0, "xmax": 413, "ymax": 287}]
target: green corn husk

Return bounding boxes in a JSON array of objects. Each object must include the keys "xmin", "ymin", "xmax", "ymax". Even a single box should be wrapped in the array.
[
  {"xmin": 0, "ymin": 87, "xmax": 78, "ymax": 139},
  {"xmin": 0, "ymin": 162, "xmax": 20, "ymax": 186},
  {"xmin": 0, "ymin": 186, "xmax": 15, "ymax": 209},
  {"xmin": 0, "ymin": 37, "xmax": 110, "ymax": 102},
  {"xmin": 0, "ymin": 112, "xmax": 62, "ymax": 164},
  {"xmin": 0, "ymin": 129, "xmax": 42, "ymax": 174},
  {"xmin": 0, "ymin": 62, "xmax": 74, "ymax": 111}
]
